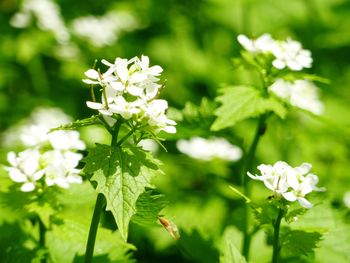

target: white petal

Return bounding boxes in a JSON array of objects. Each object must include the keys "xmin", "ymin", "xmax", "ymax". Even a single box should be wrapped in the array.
[
  {"xmin": 66, "ymin": 174, "xmax": 83, "ymax": 184},
  {"xmin": 148, "ymin": 65, "xmax": 163, "ymax": 75},
  {"xmin": 82, "ymin": 79, "xmax": 98, "ymax": 85},
  {"xmin": 282, "ymin": 192, "xmax": 297, "ymax": 202},
  {"xmin": 101, "ymin": 59, "xmax": 114, "ymax": 67},
  {"xmin": 7, "ymin": 152, "xmax": 17, "ymax": 166},
  {"xmin": 141, "ymin": 55, "xmax": 149, "ymax": 68},
  {"xmin": 237, "ymin": 34, "xmax": 254, "ymax": 51},
  {"xmin": 272, "ymin": 59, "xmax": 286, "ymax": 69},
  {"xmin": 21, "ymin": 182, "xmax": 35, "ymax": 192},
  {"xmin": 99, "ymin": 109, "xmax": 113, "ymax": 116},
  {"xmin": 298, "ymin": 197, "xmax": 313, "ymax": 208},
  {"xmin": 55, "ymin": 178, "xmax": 70, "ymax": 189},
  {"xmin": 247, "ymin": 172, "xmax": 259, "ymax": 180},
  {"xmin": 130, "ymin": 72, "xmax": 147, "ymax": 83},
  {"xmin": 86, "ymin": 101, "xmax": 104, "ymax": 110},
  {"xmin": 163, "ymin": 125, "xmax": 176, "ymax": 133},
  {"xmin": 84, "ymin": 69, "xmax": 99, "ymax": 79},
  {"xmin": 33, "ymin": 170, "xmax": 45, "ymax": 181},
  {"xmin": 127, "ymin": 85, "xmax": 144, "ymax": 96},
  {"xmin": 110, "ymin": 81, "xmax": 125, "ymax": 91},
  {"xmin": 8, "ymin": 169, "xmax": 27, "ymax": 182}
]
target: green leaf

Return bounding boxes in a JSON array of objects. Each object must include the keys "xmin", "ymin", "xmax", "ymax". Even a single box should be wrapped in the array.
[
  {"xmin": 82, "ymin": 144, "xmax": 161, "ymax": 241},
  {"xmin": 280, "ymin": 228, "xmax": 323, "ymax": 258},
  {"xmin": 178, "ymin": 229, "xmax": 219, "ymax": 263},
  {"xmin": 50, "ymin": 115, "xmax": 100, "ymax": 132},
  {"xmin": 131, "ymin": 191, "xmax": 167, "ymax": 226},
  {"xmin": 220, "ymin": 228, "xmax": 247, "ymax": 263},
  {"xmin": 46, "ymin": 219, "xmax": 135, "ymax": 263},
  {"xmin": 253, "ymin": 202, "xmax": 279, "ymax": 227},
  {"xmin": 211, "ymin": 86, "xmax": 286, "ymax": 131},
  {"xmin": 285, "ymin": 207, "xmax": 307, "ymax": 224},
  {"xmin": 164, "ymin": 97, "xmax": 216, "ymax": 139}
]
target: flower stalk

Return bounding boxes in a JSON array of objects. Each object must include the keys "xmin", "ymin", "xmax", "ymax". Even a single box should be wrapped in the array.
[
  {"xmin": 272, "ymin": 208, "xmax": 284, "ymax": 263},
  {"xmin": 241, "ymin": 114, "xmax": 267, "ymax": 259},
  {"xmin": 84, "ymin": 193, "xmax": 105, "ymax": 263}
]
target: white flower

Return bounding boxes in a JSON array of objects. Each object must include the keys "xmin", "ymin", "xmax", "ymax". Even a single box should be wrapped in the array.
[
  {"xmin": 5, "ymin": 149, "xmax": 44, "ymax": 192},
  {"xmin": 42, "ymin": 150, "xmax": 83, "ymax": 188},
  {"xmin": 176, "ymin": 137, "xmax": 242, "ymax": 161},
  {"xmin": 237, "ymin": 34, "xmax": 276, "ymax": 53},
  {"xmin": 247, "ymin": 161, "xmax": 291, "ymax": 194},
  {"xmin": 248, "ymin": 161, "xmax": 324, "ymax": 208},
  {"xmin": 272, "ymin": 38, "xmax": 312, "ymax": 71},
  {"xmin": 143, "ymin": 100, "xmax": 177, "ymax": 134},
  {"xmin": 83, "ymin": 55, "xmax": 175, "ymax": 134},
  {"xmin": 237, "ymin": 34, "xmax": 312, "ymax": 71},
  {"xmin": 71, "ymin": 11, "xmax": 139, "ymax": 47},
  {"xmin": 10, "ymin": 0, "xmax": 69, "ymax": 43},
  {"xmin": 269, "ymin": 79, "xmax": 324, "ymax": 115},
  {"xmin": 48, "ymin": 130, "xmax": 86, "ymax": 151},
  {"xmin": 3, "ymin": 107, "xmax": 86, "ymax": 192},
  {"xmin": 108, "ymin": 96, "xmax": 142, "ymax": 119}
]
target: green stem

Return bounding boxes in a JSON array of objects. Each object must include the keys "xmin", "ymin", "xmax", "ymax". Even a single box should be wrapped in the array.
[
  {"xmin": 272, "ymin": 208, "xmax": 284, "ymax": 263},
  {"xmin": 84, "ymin": 193, "xmax": 105, "ymax": 263},
  {"xmin": 242, "ymin": 115, "xmax": 267, "ymax": 260},
  {"xmin": 38, "ymin": 216, "xmax": 46, "ymax": 263},
  {"xmin": 85, "ymin": 121, "xmax": 121, "ymax": 262},
  {"xmin": 116, "ymin": 126, "xmax": 137, "ymax": 147}
]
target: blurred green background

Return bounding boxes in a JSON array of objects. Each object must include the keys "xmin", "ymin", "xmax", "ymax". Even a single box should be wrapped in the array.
[{"xmin": 1, "ymin": 0, "xmax": 350, "ymax": 262}]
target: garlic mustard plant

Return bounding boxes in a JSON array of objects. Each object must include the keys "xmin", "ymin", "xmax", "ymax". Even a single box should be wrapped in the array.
[
  {"xmin": 212, "ymin": 33, "xmax": 327, "ymax": 262},
  {"xmin": 79, "ymin": 55, "xmax": 177, "ymax": 261}
]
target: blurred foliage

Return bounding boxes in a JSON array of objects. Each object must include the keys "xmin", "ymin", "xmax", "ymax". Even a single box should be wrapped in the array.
[{"xmin": 1, "ymin": 0, "xmax": 350, "ymax": 262}]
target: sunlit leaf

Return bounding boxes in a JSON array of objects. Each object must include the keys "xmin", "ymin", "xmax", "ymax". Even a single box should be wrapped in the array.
[
  {"xmin": 82, "ymin": 144, "xmax": 161, "ymax": 241},
  {"xmin": 211, "ymin": 86, "xmax": 286, "ymax": 131}
]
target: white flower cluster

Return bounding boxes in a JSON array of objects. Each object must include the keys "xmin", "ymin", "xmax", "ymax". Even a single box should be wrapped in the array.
[
  {"xmin": 237, "ymin": 34, "xmax": 312, "ymax": 71},
  {"xmin": 176, "ymin": 137, "xmax": 242, "ymax": 162},
  {"xmin": 10, "ymin": 0, "xmax": 69, "ymax": 43},
  {"xmin": 248, "ymin": 161, "xmax": 325, "ymax": 208},
  {"xmin": 269, "ymin": 79, "xmax": 324, "ymax": 115},
  {"xmin": 83, "ymin": 55, "xmax": 176, "ymax": 134},
  {"xmin": 4, "ymin": 107, "xmax": 86, "ymax": 192},
  {"xmin": 71, "ymin": 11, "xmax": 139, "ymax": 47}
]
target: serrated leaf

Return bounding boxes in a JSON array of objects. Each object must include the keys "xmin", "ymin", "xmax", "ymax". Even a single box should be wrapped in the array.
[
  {"xmin": 82, "ymin": 144, "xmax": 161, "ymax": 241},
  {"xmin": 253, "ymin": 202, "xmax": 279, "ymax": 227},
  {"xmin": 285, "ymin": 207, "xmax": 307, "ymax": 224},
  {"xmin": 131, "ymin": 191, "xmax": 167, "ymax": 226},
  {"xmin": 220, "ymin": 228, "xmax": 247, "ymax": 263},
  {"xmin": 50, "ymin": 115, "xmax": 100, "ymax": 132},
  {"xmin": 280, "ymin": 228, "xmax": 323, "ymax": 258},
  {"xmin": 211, "ymin": 86, "xmax": 286, "ymax": 131}
]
